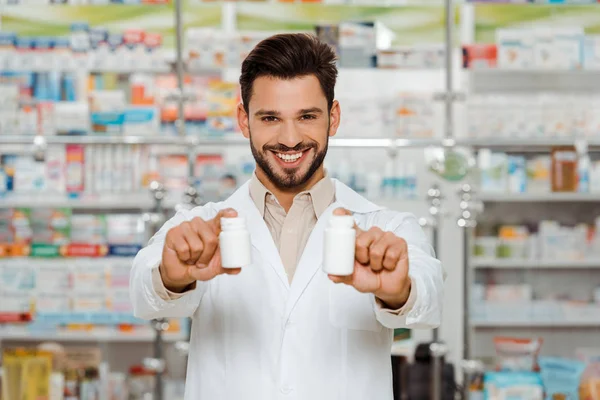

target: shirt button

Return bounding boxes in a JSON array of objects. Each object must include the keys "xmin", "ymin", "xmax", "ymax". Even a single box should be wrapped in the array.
[{"xmin": 280, "ymin": 386, "xmax": 292, "ymax": 395}]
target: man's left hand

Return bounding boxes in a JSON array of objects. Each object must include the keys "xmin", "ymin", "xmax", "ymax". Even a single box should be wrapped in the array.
[{"xmin": 328, "ymin": 208, "xmax": 411, "ymax": 310}]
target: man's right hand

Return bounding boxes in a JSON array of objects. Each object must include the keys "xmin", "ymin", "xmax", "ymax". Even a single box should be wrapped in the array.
[{"xmin": 160, "ymin": 208, "xmax": 241, "ymax": 293}]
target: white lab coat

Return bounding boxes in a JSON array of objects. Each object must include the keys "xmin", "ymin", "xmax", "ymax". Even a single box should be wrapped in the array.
[{"xmin": 131, "ymin": 179, "xmax": 444, "ymax": 400}]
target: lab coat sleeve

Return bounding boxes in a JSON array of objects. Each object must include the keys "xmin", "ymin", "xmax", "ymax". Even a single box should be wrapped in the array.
[
  {"xmin": 372, "ymin": 211, "xmax": 445, "ymax": 330},
  {"xmin": 130, "ymin": 205, "xmax": 218, "ymax": 320}
]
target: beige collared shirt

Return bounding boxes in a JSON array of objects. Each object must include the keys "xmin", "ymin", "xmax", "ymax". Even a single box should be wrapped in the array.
[{"xmin": 249, "ymin": 174, "xmax": 335, "ymax": 283}]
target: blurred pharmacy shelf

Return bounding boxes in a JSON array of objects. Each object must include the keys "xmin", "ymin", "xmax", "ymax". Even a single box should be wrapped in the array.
[
  {"xmin": 0, "ymin": 193, "xmax": 158, "ymax": 209},
  {"xmin": 190, "ymin": 0, "xmax": 444, "ymax": 6},
  {"xmin": 471, "ymin": 320, "xmax": 600, "ymax": 328},
  {"xmin": 471, "ymin": 258, "xmax": 600, "ymax": 269},
  {"xmin": 3, "ymin": 136, "xmax": 600, "ymax": 150},
  {"xmin": 0, "ymin": 327, "xmax": 186, "ymax": 343},
  {"xmin": 467, "ymin": 69, "xmax": 600, "ymax": 93},
  {"xmin": 0, "ymin": 256, "xmax": 135, "ymax": 265},
  {"xmin": 477, "ymin": 192, "xmax": 600, "ymax": 203}
]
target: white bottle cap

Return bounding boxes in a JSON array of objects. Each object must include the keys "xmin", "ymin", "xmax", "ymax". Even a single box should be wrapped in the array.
[
  {"xmin": 221, "ymin": 216, "xmax": 246, "ymax": 231},
  {"xmin": 328, "ymin": 215, "xmax": 355, "ymax": 229}
]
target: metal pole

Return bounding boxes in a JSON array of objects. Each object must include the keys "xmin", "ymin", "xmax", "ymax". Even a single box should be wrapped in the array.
[
  {"xmin": 432, "ymin": 223, "xmax": 440, "ymax": 343},
  {"xmin": 430, "ymin": 343, "xmax": 448, "ymax": 400},
  {"xmin": 462, "ymin": 227, "xmax": 470, "ymax": 363},
  {"xmin": 174, "ymin": 0, "xmax": 185, "ymax": 138},
  {"xmin": 154, "ymin": 323, "xmax": 164, "ymax": 400},
  {"xmin": 444, "ymin": 0, "xmax": 454, "ymax": 139}
]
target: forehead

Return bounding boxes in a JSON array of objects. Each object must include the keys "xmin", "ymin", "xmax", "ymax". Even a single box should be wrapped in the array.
[{"xmin": 248, "ymin": 75, "xmax": 327, "ymax": 114}]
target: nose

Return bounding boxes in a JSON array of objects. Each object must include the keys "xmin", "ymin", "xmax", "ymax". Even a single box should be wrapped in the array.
[{"xmin": 278, "ymin": 120, "xmax": 303, "ymax": 149}]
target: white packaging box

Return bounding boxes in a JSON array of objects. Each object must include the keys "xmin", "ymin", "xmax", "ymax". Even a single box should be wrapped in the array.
[
  {"xmin": 533, "ymin": 28, "xmax": 557, "ymax": 69},
  {"xmin": 486, "ymin": 284, "xmax": 533, "ymax": 302},
  {"xmin": 187, "ymin": 28, "xmax": 219, "ymax": 70},
  {"xmin": 72, "ymin": 293, "xmax": 107, "ymax": 312},
  {"xmin": 561, "ymin": 302, "xmax": 600, "ymax": 321},
  {"xmin": 14, "ymin": 156, "xmax": 46, "ymax": 192},
  {"xmin": 109, "ymin": 263, "xmax": 131, "ymax": 290},
  {"xmin": 0, "ymin": 84, "xmax": 19, "ymax": 111},
  {"xmin": 0, "ymin": 292, "xmax": 32, "ymax": 314},
  {"xmin": 45, "ymin": 145, "xmax": 66, "ymax": 194},
  {"xmin": 54, "ymin": 101, "xmax": 90, "ymax": 135},
  {"xmin": 484, "ymin": 301, "xmax": 532, "ymax": 322},
  {"xmin": 531, "ymin": 300, "xmax": 562, "ymax": 322},
  {"xmin": 72, "ymin": 263, "xmax": 108, "ymax": 293},
  {"xmin": 497, "ymin": 29, "xmax": 534, "ymax": 70},
  {"xmin": 339, "ymin": 22, "xmax": 377, "ymax": 68},
  {"xmin": 584, "ymin": 35, "xmax": 600, "ymax": 70},
  {"xmin": 0, "ymin": 261, "xmax": 36, "ymax": 292},
  {"xmin": 35, "ymin": 293, "xmax": 72, "ymax": 313},
  {"xmin": 36, "ymin": 262, "xmax": 71, "ymax": 292},
  {"xmin": 122, "ymin": 106, "xmax": 159, "ymax": 136},
  {"xmin": 554, "ymin": 27, "xmax": 584, "ymax": 70}
]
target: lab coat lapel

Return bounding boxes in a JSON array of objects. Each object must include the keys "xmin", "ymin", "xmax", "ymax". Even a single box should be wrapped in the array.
[
  {"xmin": 282, "ymin": 179, "xmax": 385, "ymax": 320},
  {"xmin": 224, "ymin": 181, "xmax": 290, "ymax": 291},
  {"xmin": 283, "ymin": 201, "xmax": 341, "ymax": 320}
]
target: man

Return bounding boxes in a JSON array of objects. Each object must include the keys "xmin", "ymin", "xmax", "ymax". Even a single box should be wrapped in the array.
[{"xmin": 130, "ymin": 33, "xmax": 444, "ymax": 399}]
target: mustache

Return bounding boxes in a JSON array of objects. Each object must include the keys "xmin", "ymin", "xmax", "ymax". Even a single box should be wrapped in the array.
[{"xmin": 264, "ymin": 142, "xmax": 317, "ymax": 153}]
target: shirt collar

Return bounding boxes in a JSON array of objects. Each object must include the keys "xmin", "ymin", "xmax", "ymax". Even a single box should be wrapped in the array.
[{"xmin": 248, "ymin": 172, "xmax": 335, "ymax": 218}]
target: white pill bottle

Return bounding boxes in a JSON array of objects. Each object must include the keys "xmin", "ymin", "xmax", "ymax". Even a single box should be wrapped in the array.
[
  {"xmin": 323, "ymin": 215, "xmax": 356, "ymax": 276},
  {"xmin": 220, "ymin": 217, "xmax": 252, "ymax": 268}
]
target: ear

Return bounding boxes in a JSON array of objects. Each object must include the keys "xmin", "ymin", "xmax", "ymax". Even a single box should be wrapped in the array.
[
  {"xmin": 237, "ymin": 103, "xmax": 250, "ymax": 139},
  {"xmin": 328, "ymin": 100, "xmax": 341, "ymax": 138}
]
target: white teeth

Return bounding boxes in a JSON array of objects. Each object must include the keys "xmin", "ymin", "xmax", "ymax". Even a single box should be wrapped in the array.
[{"xmin": 276, "ymin": 152, "xmax": 302, "ymax": 162}]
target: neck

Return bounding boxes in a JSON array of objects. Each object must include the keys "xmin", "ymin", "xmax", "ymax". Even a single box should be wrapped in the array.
[{"xmin": 255, "ymin": 167, "xmax": 325, "ymax": 212}]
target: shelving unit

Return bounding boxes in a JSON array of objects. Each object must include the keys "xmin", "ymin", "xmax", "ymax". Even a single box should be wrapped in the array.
[
  {"xmin": 471, "ymin": 320, "xmax": 600, "ymax": 328},
  {"xmin": 476, "ymin": 192, "xmax": 600, "ymax": 203},
  {"xmin": 471, "ymin": 258, "xmax": 600, "ymax": 269},
  {"xmin": 0, "ymin": 328, "xmax": 186, "ymax": 343},
  {"xmin": 460, "ymin": 2, "xmax": 600, "ymax": 365}
]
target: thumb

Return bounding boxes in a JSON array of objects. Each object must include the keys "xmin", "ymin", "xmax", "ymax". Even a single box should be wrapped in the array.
[
  {"xmin": 212, "ymin": 208, "xmax": 239, "ymax": 233},
  {"xmin": 333, "ymin": 207, "xmax": 352, "ymax": 217},
  {"xmin": 333, "ymin": 208, "xmax": 362, "ymax": 232}
]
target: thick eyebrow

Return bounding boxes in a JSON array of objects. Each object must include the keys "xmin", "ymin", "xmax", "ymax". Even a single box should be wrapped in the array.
[
  {"xmin": 298, "ymin": 107, "xmax": 324, "ymax": 116},
  {"xmin": 254, "ymin": 109, "xmax": 281, "ymax": 118}
]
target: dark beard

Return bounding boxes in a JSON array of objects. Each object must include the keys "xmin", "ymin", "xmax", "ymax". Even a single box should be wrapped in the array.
[{"xmin": 249, "ymin": 130, "xmax": 328, "ymax": 191}]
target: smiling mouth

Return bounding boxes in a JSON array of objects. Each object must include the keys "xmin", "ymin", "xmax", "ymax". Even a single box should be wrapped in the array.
[{"xmin": 275, "ymin": 151, "xmax": 305, "ymax": 163}]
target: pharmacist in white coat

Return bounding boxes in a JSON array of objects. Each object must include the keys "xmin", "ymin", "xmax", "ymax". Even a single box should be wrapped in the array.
[{"xmin": 130, "ymin": 33, "xmax": 444, "ymax": 400}]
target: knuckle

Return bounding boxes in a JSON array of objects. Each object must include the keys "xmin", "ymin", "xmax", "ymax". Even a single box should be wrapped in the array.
[
  {"xmin": 370, "ymin": 248, "xmax": 384, "ymax": 260},
  {"xmin": 205, "ymin": 235, "xmax": 218, "ymax": 247},
  {"xmin": 386, "ymin": 249, "xmax": 400, "ymax": 260},
  {"xmin": 175, "ymin": 242, "xmax": 189, "ymax": 254}
]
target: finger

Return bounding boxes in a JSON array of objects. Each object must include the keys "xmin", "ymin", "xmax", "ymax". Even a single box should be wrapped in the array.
[
  {"xmin": 328, "ymin": 274, "xmax": 353, "ymax": 285},
  {"xmin": 355, "ymin": 227, "xmax": 384, "ymax": 265},
  {"xmin": 382, "ymin": 236, "xmax": 407, "ymax": 271},
  {"xmin": 210, "ymin": 208, "xmax": 239, "ymax": 233},
  {"xmin": 192, "ymin": 221, "xmax": 219, "ymax": 266},
  {"xmin": 165, "ymin": 228, "xmax": 191, "ymax": 263},
  {"xmin": 186, "ymin": 250, "xmax": 222, "ymax": 281},
  {"xmin": 223, "ymin": 268, "xmax": 242, "ymax": 275},
  {"xmin": 333, "ymin": 208, "xmax": 362, "ymax": 233},
  {"xmin": 181, "ymin": 222, "xmax": 204, "ymax": 264},
  {"xmin": 369, "ymin": 232, "xmax": 398, "ymax": 272},
  {"xmin": 333, "ymin": 207, "xmax": 352, "ymax": 217}
]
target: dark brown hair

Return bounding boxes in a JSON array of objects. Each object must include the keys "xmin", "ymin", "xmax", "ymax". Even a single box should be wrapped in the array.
[{"xmin": 239, "ymin": 33, "xmax": 338, "ymax": 113}]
